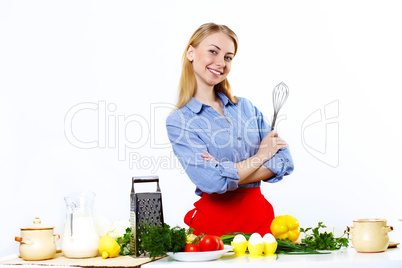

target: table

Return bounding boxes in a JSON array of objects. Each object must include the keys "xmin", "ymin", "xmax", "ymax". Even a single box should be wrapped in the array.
[
  {"xmin": 143, "ymin": 247, "xmax": 402, "ymax": 268},
  {"xmin": 1, "ymin": 247, "xmax": 400, "ymax": 268}
]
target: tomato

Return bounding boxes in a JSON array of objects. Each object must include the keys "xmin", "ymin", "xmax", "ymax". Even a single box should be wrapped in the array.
[
  {"xmin": 199, "ymin": 235, "xmax": 224, "ymax": 251},
  {"xmin": 216, "ymin": 236, "xmax": 224, "ymax": 250},
  {"xmin": 184, "ymin": 243, "xmax": 201, "ymax": 252}
]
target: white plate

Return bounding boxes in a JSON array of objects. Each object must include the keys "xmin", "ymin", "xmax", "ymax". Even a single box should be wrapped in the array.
[{"xmin": 167, "ymin": 245, "xmax": 233, "ymax": 262}]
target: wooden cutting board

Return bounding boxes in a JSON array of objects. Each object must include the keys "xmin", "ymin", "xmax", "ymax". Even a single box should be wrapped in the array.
[{"xmin": 0, "ymin": 253, "xmax": 163, "ymax": 267}]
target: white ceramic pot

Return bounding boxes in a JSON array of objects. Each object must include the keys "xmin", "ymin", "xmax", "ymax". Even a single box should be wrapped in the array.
[
  {"xmin": 348, "ymin": 218, "xmax": 393, "ymax": 253},
  {"xmin": 15, "ymin": 217, "xmax": 60, "ymax": 261}
]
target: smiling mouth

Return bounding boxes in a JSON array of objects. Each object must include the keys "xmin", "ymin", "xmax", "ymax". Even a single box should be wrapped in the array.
[{"xmin": 208, "ymin": 68, "xmax": 223, "ymax": 75}]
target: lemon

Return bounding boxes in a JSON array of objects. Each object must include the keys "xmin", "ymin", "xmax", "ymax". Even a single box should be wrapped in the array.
[
  {"xmin": 186, "ymin": 234, "xmax": 197, "ymax": 244},
  {"xmin": 98, "ymin": 235, "xmax": 121, "ymax": 259}
]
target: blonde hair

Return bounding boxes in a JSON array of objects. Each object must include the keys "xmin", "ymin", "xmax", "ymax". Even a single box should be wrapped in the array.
[{"xmin": 176, "ymin": 23, "xmax": 238, "ymax": 109}]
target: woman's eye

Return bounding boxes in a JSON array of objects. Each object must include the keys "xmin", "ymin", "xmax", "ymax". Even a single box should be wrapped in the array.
[
  {"xmin": 225, "ymin": 56, "xmax": 233, "ymax": 61},
  {"xmin": 209, "ymin": 50, "xmax": 217, "ymax": 55}
]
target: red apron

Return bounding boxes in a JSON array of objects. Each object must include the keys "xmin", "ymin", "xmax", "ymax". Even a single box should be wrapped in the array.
[{"xmin": 184, "ymin": 187, "xmax": 274, "ymax": 236}]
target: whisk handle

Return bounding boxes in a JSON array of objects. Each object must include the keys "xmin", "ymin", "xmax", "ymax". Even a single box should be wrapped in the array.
[{"xmin": 271, "ymin": 113, "xmax": 278, "ymax": 131}]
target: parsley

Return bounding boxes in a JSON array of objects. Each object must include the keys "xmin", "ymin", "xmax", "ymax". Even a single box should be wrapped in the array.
[
  {"xmin": 300, "ymin": 222, "xmax": 349, "ymax": 250},
  {"xmin": 116, "ymin": 227, "xmax": 134, "ymax": 255}
]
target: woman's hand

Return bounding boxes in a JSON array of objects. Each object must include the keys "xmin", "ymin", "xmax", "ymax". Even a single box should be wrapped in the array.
[
  {"xmin": 202, "ymin": 150, "xmax": 218, "ymax": 163},
  {"xmin": 256, "ymin": 131, "xmax": 288, "ymax": 163}
]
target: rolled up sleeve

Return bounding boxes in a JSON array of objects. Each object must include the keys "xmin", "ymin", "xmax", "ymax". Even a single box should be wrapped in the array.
[
  {"xmin": 252, "ymin": 103, "xmax": 295, "ymax": 183},
  {"xmin": 166, "ymin": 122, "xmax": 240, "ymax": 195},
  {"xmin": 262, "ymin": 147, "xmax": 294, "ymax": 183}
]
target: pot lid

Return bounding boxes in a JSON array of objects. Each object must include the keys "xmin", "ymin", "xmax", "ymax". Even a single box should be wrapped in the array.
[
  {"xmin": 353, "ymin": 218, "xmax": 386, "ymax": 222},
  {"xmin": 21, "ymin": 218, "xmax": 54, "ymax": 230}
]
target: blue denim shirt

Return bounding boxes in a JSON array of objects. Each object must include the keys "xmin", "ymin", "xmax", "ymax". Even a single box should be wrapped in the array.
[{"xmin": 166, "ymin": 92, "xmax": 294, "ymax": 196}]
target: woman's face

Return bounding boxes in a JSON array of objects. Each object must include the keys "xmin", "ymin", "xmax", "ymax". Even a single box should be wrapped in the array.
[{"xmin": 187, "ymin": 32, "xmax": 235, "ymax": 90}]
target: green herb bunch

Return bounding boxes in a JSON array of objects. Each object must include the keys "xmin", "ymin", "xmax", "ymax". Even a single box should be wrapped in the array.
[
  {"xmin": 116, "ymin": 227, "xmax": 134, "ymax": 255},
  {"xmin": 300, "ymin": 222, "xmax": 349, "ymax": 250},
  {"xmin": 140, "ymin": 223, "xmax": 187, "ymax": 259}
]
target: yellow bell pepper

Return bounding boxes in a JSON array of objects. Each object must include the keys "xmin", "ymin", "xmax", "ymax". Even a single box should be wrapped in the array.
[{"xmin": 270, "ymin": 215, "xmax": 300, "ymax": 242}]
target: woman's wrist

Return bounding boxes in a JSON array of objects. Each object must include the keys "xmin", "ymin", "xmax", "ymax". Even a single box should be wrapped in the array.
[
  {"xmin": 251, "ymin": 153, "xmax": 265, "ymax": 168},
  {"xmin": 238, "ymin": 165, "xmax": 275, "ymax": 185},
  {"xmin": 254, "ymin": 151, "xmax": 273, "ymax": 165}
]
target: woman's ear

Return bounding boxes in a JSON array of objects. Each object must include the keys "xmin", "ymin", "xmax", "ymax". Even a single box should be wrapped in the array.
[{"xmin": 186, "ymin": 45, "xmax": 194, "ymax": 62}]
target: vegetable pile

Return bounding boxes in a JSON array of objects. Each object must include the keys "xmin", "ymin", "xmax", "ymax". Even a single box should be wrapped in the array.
[
  {"xmin": 112, "ymin": 224, "xmax": 187, "ymax": 258},
  {"xmin": 184, "ymin": 231, "xmax": 224, "ymax": 252},
  {"xmin": 220, "ymin": 217, "xmax": 349, "ymax": 254},
  {"xmin": 114, "ymin": 225, "xmax": 225, "ymax": 258},
  {"xmin": 111, "ymin": 217, "xmax": 349, "ymax": 258}
]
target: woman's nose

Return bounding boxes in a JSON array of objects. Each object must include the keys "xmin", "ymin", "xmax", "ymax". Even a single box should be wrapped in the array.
[{"xmin": 215, "ymin": 57, "xmax": 226, "ymax": 67}]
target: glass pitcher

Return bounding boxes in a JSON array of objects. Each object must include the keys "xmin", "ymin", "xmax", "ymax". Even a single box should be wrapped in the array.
[{"xmin": 61, "ymin": 191, "xmax": 99, "ymax": 258}]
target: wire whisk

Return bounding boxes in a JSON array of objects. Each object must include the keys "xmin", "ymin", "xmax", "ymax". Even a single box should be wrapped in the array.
[{"xmin": 271, "ymin": 82, "xmax": 289, "ymax": 131}]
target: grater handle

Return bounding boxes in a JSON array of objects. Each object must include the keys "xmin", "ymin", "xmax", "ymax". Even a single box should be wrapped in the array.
[{"xmin": 132, "ymin": 176, "xmax": 161, "ymax": 193}]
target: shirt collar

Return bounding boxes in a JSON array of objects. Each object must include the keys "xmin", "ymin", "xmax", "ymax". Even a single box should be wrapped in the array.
[
  {"xmin": 217, "ymin": 91, "xmax": 233, "ymax": 106},
  {"xmin": 186, "ymin": 97, "xmax": 203, "ymax": 114},
  {"xmin": 186, "ymin": 91, "xmax": 233, "ymax": 114}
]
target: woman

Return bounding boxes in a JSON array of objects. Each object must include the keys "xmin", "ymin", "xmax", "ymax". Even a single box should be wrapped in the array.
[{"xmin": 166, "ymin": 23, "xmax": 294, "ymax": 236}]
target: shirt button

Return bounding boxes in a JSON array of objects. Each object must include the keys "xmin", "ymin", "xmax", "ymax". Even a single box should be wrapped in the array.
[{"xmin": 237, "ymin": 137, "xmax": 242, "ymax": 140}]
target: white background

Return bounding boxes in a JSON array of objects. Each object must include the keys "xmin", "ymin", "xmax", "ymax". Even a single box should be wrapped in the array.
[{"xmin": 1, "ymin": 0, "xmax": 402, "ymax": 257}]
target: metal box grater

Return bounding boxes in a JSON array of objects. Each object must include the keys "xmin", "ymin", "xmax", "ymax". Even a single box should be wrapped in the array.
[{"xmin": 130, "ymin": 176, "xmax": 164, "ymax": 257}]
